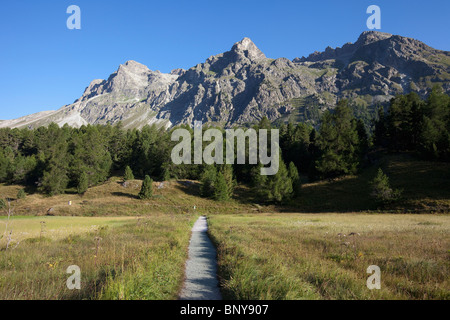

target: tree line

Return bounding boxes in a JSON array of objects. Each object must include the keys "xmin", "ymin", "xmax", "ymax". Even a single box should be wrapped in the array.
[{"xmin": 0, "ymin": 86, "xmax": 448, "ymax": 203}]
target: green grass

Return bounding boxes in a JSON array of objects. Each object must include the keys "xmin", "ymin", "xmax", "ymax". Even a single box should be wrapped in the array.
[
  {"xmin": 208, "ymin": 213, "xmax": 450, "ymax": 300},
  {"xmin": 0, "ymin": 216, "xmax": 132, "ymax": 242},
  {"xmin": 0, "ymin": 214, "xmax": 197, "ymax": 300},
  {"xmin": 0, "ymin": 178, "xmax": 254, "ymax": 217},
  {"xmin": 292, "ymin": 153, "xmax": 450, "ymax": 213},
  {"xmin": 0, "ymin": 178, "xmax": 248, "ymax": 300},
  {"xmin": 0, "ymin": 153, "xmax": 449, "ymax": 300}
]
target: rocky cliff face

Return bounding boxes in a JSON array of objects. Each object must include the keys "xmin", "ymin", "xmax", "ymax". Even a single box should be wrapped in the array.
[{"xmin": 2, "ymin": 31, "xmax": 449, "ymax": 129}]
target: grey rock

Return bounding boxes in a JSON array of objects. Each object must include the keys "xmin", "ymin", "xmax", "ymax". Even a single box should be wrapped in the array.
[{"xmin": 1, "ymin": 32, "xmax": 449, "ymax": 129}]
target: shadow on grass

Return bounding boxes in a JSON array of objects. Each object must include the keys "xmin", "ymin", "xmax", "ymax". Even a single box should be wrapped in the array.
[
  {"xmin": 174, "ymin": 181, "xmax": 201, "ymax": 197},
  {"xmin": 111, "ymin": 192, "xmax": 139, "ymax": 200}
]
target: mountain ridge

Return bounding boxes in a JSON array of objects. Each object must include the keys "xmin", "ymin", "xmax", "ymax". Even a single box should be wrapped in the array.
[{"xmin": 1, "ymin": 31, "xmax": 449, "ymax": 129}]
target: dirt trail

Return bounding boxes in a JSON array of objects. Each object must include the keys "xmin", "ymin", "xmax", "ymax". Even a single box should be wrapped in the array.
[{"xmin": 179, "ymin": 216, "xmax": 222, "ymax": 300}]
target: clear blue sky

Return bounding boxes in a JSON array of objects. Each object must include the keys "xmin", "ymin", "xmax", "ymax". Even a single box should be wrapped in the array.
[{"xmin": 1, "ymin": 0, "xmax": 449, "ymax": 120}]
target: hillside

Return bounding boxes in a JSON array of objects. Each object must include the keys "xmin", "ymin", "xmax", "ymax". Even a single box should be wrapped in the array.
[{"xmin": 1, "ymin": 153, "xmax": 448, "ymax": 215}]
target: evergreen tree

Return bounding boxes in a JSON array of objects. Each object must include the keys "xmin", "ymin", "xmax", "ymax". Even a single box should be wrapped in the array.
[
  {"xmin": 35, "ymin": 123, "xmax": 71, "ymax": 195},
  {"xmin": 139, "ymin": 175, "xmax": 153, "ymax": 200},
  {"xmin": 39, "ymin": 164, "xmax": 69, "ymax": 196},
  {"xmin": 17, "ymin": 188, "xmax": 26, "ymax": 200},
  {"xmin": 355, "ymin": 119, "xmax": 369, "ymax": 160},
  {"xmin": 70, "ymin": 126, "xmax": 112, "ymax": 187},
  {"xmin": 385, "ymin": 92, "xmax": 424, "ymax": 151},
  {"xmin": 200, "ymin": 165, "xmax": 217, "ymax": 198},
  {"xmin": 10, "ymin": 154, "xmax": 37, "ymax": 184},
  {"xmin": 258, "ymin": 116, "xmax": 272, "ymax": 130},
  {"xmin": 250, "ymin": 163, "xmax": 268, "ymax": 199},
  {"xmin": 288, "ymin": 162, "xmax": 301, "ymax": 197},
  {"xmin": 419, "ymin": 85, "xmax": 450, "ymax": 160},
  {"xmin": 77, "ymin": 171, "xmax": 89, "ymax": 195},
  {"xmin": 315, "ymin": 100, "xmax": 360, "ymax": 179},
  {"xmin": 370, "ymin": 168, "xmax": 402, "ymax": 205},
  {"xmin": 214, "ymin": 172, "xmax": 229, "ymax": 201},
  {"xmin": 221, "ymin": 165, "xmax": 235, "ymax": 199},
  {"xmin": 124, "ymin": 165, "xmax": 134, "ymax": 181},
  {"xmin": 373, "ymin": 107, "xmax": 388, "ymax": 148},
  {"xmin": 0, "ymin": 148, "xmax": 13, "ymax": 182},
  {"xmin": 108, "ymin": 122, "xmax": 128, "ymax": 170},
  {"xmin": 265, "ymin": 158, "xmax": 293, "ymax": 203}
]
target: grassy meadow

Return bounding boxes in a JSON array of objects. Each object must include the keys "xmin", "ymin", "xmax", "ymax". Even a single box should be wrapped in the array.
[
  {"xmin": 0, "ymin": 214, "xmax": 196, "ymax": 299},
  {"xmin": 0, "ymin": 154, "xmax": 449, "ymax": 300},
  {"xmin": 208, "ymin": 213, "xmax": 449, "ymax": 300},
  {"xmin": 0, "ymin": 178, "xmax": 252, "ymax": 217}
]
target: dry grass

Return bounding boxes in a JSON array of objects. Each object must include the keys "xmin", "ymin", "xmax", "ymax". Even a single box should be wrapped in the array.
[
  {"xmin": 0, "ymin": 214, "xmax": 197, "ymax": 300},
  {"xmin": 0, "ymin": 216, "xmax": 132, "ymax": 242},
  {"xmin": 1, "ymin": 153, "xmax": 449, "ymax": 300},
  {"xmin": 0, "ymin": 177, "xmax": 254, "ymax": 217},
  {"xmin": 208, "ymin": 213, "xmax": 450, "ymax": 300}
]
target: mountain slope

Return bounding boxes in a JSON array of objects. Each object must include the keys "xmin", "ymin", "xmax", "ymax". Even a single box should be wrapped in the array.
[{"xmin": 1, "ymin": 31, "xmax": 449, "ymax": 129}]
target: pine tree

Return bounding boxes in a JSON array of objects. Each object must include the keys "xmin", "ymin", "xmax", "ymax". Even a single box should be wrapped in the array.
[
  {"xmin": 385, "ymin": 92, "xmax": 424, "ymax": 151},
  {"xmin": 124, "ymin": 165, "xmax": 134, "ymax": 181},
  {"xmin": 370, "ymin": 168, "xmax": 402, "ymax": 205},
  {"xmin": 70, "ymin": 126, "xmax": 112, "ymax": 187},
  {"xmin": 266, "ymin": 158, "xmax": 293, "ymax": 203},
  {"xmin": 258, "ymin": 116, "xmax": 272, "ymax": 130},
  {"xmin": 0, "ymin": 147, "xmax": 15, "ymax": 183},
  {"xmin": 355, "ymin": 119, "xmax": 369, "ymax": 160},
  {"xmin": 77, "ymin": 171, "xmax": 89, "ymax": 195},
  {"xmin": 221, "ymin": 165, "xmax": 235, "ymax": 199},
  {"xmin": 36, "ymin": 123, "xmax": 70, "ymax": 195},
  {"xmin": 288, "ymin": 162, "xmax": 301, "ymax": 197},
  {"xmin": 250, "ymin": 163, "xmax": 268, "ymax": 199},
  {"xmin": 39, "ymin": 164, "xmax": 69, "ymax": 196},
  {"xmin": 420, "ymin": 85, "xmax": 450, "ymax": 160},
  {"xmin": 17, "ymin": 188, "xmax": 26, "ymax": 200},
  {"xmin": 139, "ymin": 175, "xmax": 153, "ymax": 200},
  {"xmin": 200, "ymin": 165, "xmax": 217, "ymax": 198},
  {"xmin": 213, "ymin": 172, "xmax": 229, "ymax": 201},
  {"xmin": 373, "ymin": 107, "xmax": 388, "ymax": 148},
  {"xmin": 315, "ymin": 100, "xmax": 360, "ymax": 179}
]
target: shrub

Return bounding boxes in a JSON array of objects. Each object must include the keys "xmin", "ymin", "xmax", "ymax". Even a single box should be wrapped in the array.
[
  {"xmin": 124, "ymin": 166, "xmax": 134, "ymax": 181},
  {"xmin": 17, "ymin": 189, "xmax": 26, "ymax": 200},
  {"xmin": 139, "ymin": 175, "xmax": 153, "ymax": 200},
  {"xmin": 370, "ymin": 168, "xmax": 402, "ymax": 204}
]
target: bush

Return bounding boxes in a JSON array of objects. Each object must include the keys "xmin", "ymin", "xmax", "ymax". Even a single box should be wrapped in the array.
[
  {"xmin": 17, "ymin": 189, "xmax": 26, "ymax": 200},
  {"xmin": 139, "ymin": 175, "xmax": 153, "ymax": 200},
  {"xmin": 124, "ymin": 166, "xmax": 134, "ymax": 181},
  {"xmin": 370, "ymin": 168, "xmax": 402, "ymax": 204}
]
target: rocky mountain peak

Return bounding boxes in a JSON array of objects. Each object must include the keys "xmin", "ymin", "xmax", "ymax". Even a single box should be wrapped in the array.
[
  {"xmin": 116, "ymin": 60, "xmax": 151, "ymax": 77},
  {"xmin": 107, "ymin": 60, "xmax": 152, "ymax": 93},
  {"xmin": 356, "ymin": 31, "xmax": 392, "ymax": 46},
  {"xmin": 1, "ymin": 33, "xmax": 448, "ymax": 130},
  {"xmin": 77, "ymin": 79, "xmax": 106, "ymax": 102},
  {"xmin": 231, "ymin": 37, "xmax": 266, "ymax": 60}
]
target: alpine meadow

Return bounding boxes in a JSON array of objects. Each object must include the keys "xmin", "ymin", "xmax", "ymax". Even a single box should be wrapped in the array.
[{"xmin": 0, "ymin": 1, "xmax": 449, "ymax": 307}]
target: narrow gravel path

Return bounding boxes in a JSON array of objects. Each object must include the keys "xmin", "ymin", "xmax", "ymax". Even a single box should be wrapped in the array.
[{"xmin": 179, "ymin": 216, "xmax": 222, "ymax": 300}]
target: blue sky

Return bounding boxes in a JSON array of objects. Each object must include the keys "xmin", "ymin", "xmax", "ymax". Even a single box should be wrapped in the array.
[{"xmin": 0, "ymin": 0, "xmax": 449, "ymax": 120}]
